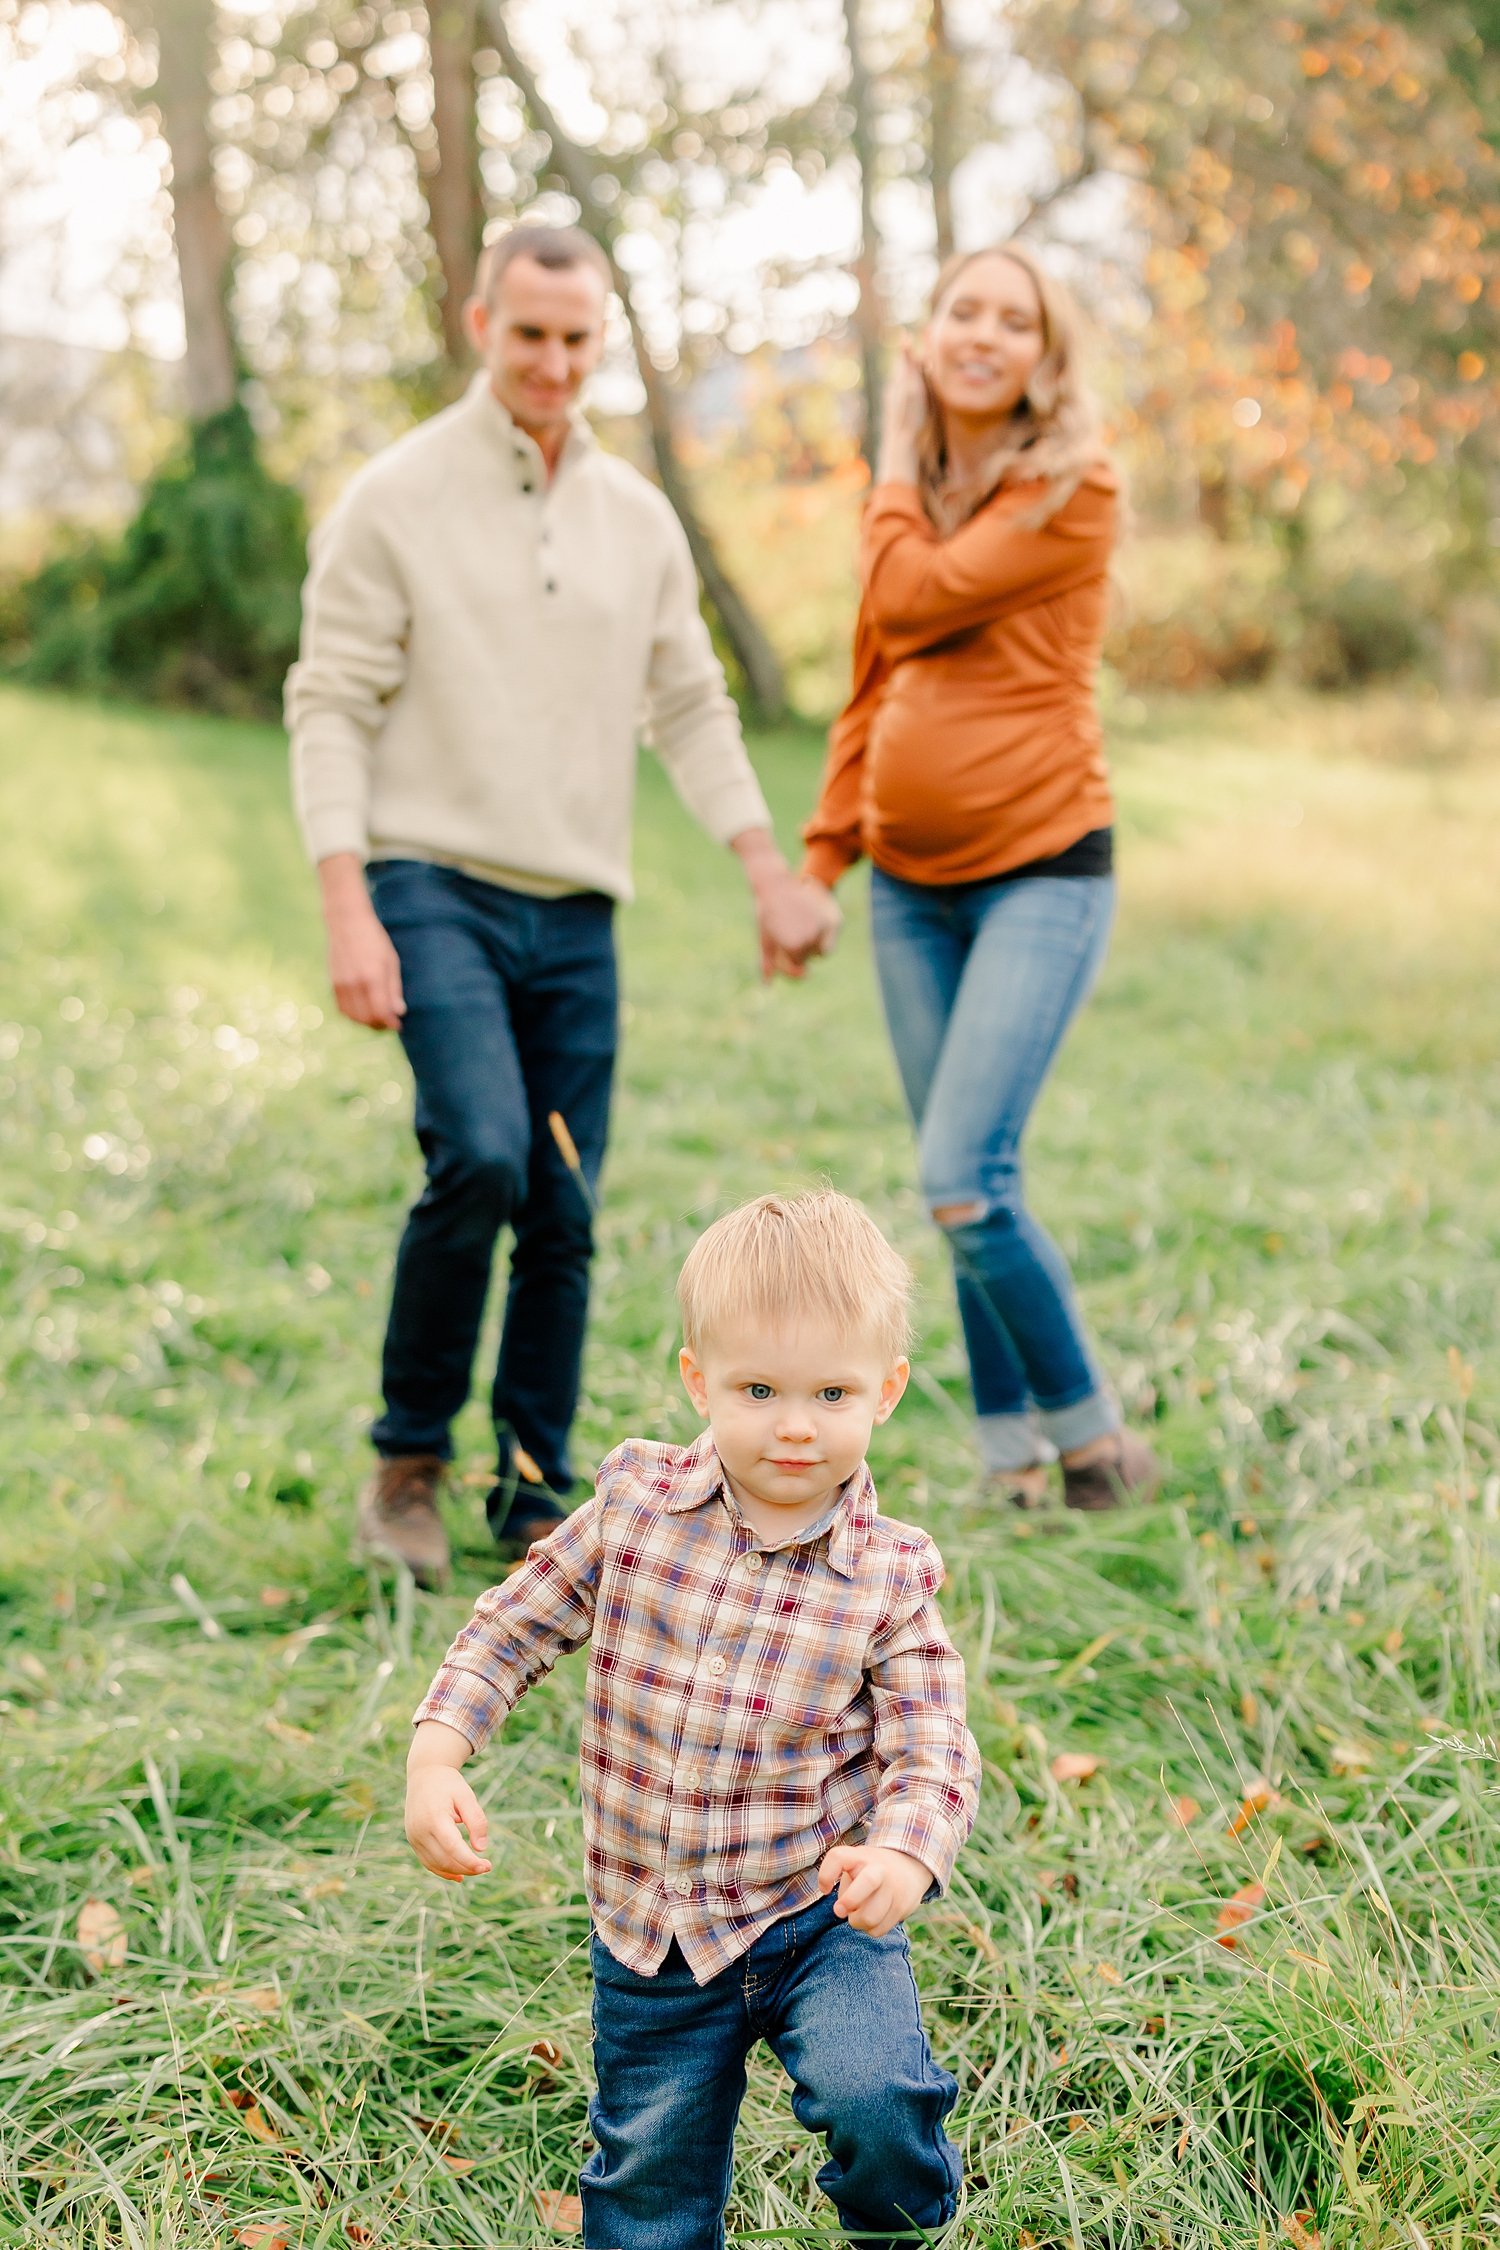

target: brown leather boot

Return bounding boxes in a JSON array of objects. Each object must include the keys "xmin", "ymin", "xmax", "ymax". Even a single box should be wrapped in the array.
[
  {"xmin": 355, "ymin": 1454, "xmax": 451, "ymax": 1589},
  {"xmin": 1062, "ymin": 1431, "xmax": 1162, "ymax": 1513}
]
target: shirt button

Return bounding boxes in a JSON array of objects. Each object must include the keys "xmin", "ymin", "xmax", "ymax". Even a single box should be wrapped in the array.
[
  {"xmin": 708, "ymin": 1656, "xmax": 726, "ymax": 1677},
  {"xmin": 680, "ymin": 1770, "xmax": 702, "ymax": 1790},
  {"xmin": 671, "ymin": 1875, "xmax": 692, "ymax": 1897},
  {"xmin": 744, "ymin": 1552, "xmax": 763, "ymax": 1573}
]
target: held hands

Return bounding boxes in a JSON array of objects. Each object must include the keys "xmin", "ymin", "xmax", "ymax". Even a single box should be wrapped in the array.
[
  {"xmin": 405, "ymin": 1763, "xmax": 492, "ymax": 1883},
  {"xmin": 818, "ymin": 1843, "xmax": 930, "ymax": 1938},
  {"xmin": 756, "ymin": 871, "xmax": 843, "ymax": 982}
]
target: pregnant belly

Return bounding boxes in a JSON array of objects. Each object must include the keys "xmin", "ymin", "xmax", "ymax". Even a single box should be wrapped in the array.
[{"xmin": 867, "ymin": 704, "xmax": 1076, "ymax": 859}]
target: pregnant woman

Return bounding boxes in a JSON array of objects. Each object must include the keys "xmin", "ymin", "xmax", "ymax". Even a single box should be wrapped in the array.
[{"xmin": 802, "ymin": 241, "xmax": 1159, "ymax": 1511}]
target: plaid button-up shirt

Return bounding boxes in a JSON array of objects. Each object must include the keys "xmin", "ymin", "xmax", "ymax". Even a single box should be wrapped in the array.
[{"xmin": 414, "ymin": 1434, "xmax": 980, "ymax": 1983}]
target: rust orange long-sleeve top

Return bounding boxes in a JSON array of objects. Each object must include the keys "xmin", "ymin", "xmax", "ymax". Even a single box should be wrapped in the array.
[{"xmin": 802, "ymin": 467, "xmax": 1119, "ymax": 889}]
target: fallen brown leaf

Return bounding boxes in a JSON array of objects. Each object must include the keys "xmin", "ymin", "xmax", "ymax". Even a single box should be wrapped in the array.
[
  {"xmin": 1227, "ymin": 1779, "xmax": 1276, "ymax": 1836},
  {"xmin": 234, "ymin": 2227, "xmax": 290, "ymax": 2249},
  {"xmin": 77, "ymin": 1899, "xmax": 127, "ymax": 1976},
  {"xmin": 441, "ymin": 2155, "xmax": 476, "ymax": 2176},
  {"xmin": 534, "ymin": 2189, "xmax": 583, "ymax": 2231},
  {"xmin": 1166, "ymin": 1794, "xmax": 1200, "ymax": 1828},
  {"xmin": 259, "ymin": 1587, "xmax": 295, "ymax": 1609},
  {"xmin": 415, "ymin": 2116, "xmax": 455, "ymax": 2144},
  {"xmin": 1093, "ymin": 1962, "xmax": 1122, "ymax": 1985},
  {"xmin": 345, "ymin": 2224, "xmax": 375, "ymax": 2244},
  {"xmin": 1215, "ymin": 1881, "xmax": 1266, "ymax": 1948},
  {"xmin": 225, "ymin": 2091, "xmax": 292, "ymax": 2148},
  {"xmin": 1050, "ymin": 1752, "xmax": 1099, "ymax": 1783}
]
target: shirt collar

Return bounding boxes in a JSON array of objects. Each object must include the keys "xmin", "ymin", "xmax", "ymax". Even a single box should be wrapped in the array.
[
  {"xmin": 663, "ymin": 1434, "xmax": 876, "ymax": 1579},
  {"xmin": 463, "ymin": 372, "xmax": 596, "ymax": 479}
]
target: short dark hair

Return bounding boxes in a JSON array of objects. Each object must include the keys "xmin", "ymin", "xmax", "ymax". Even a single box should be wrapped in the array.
[{"xmin": 474, "ymin": 224, "xmax": 611, "ymax": 309}]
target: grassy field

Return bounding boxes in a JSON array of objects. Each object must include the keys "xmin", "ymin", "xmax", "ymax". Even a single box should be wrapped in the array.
[{"xmin": 1, "ymin": 680, "xmax": 1498, "ymax": 2249}]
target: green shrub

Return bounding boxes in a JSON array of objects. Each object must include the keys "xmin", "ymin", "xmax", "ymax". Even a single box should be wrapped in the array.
[
  {"xmin": 4, "ymin": 403, "xmax": 306, "ymax": 718},
  {"xmin": 1107, "ymin": 532, "xmax": 1290, "ymax": 690},
  {"xmin": 1291, "ymin": 567, "xmax": 1429, "ymax": 690}
]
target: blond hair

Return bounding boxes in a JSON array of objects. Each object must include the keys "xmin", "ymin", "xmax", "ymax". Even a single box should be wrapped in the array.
[
  {"xmin": 917, "ymin": 241, "xmax": 1110, "ymax": 532},
  {"xmin": 677, "ymin": 1190, "xmax": 912, "ymax": 1365}
]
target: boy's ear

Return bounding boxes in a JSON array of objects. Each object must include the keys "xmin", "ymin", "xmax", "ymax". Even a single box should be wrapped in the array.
[
  {"xmin": 873, "ymin": 1357, "xmax": 911, "ymax": 1425},
  {"xmin": 679, "ymin": 1345, "xmax": 711, "ymax": 1419}
]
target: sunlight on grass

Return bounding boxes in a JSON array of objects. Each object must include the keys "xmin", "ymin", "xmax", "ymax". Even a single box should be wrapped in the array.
[{"xmin": 1, "ymin": 683, "xmax": 1497, "ymax": 2247}]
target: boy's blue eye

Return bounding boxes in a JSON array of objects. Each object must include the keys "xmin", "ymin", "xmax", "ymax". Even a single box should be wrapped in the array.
[
  {"xmin": 747, "ymin": 1383, "xmax": 773, "ymax": 1401},
  {"xmin": 818, "ymin": 1387, "xmax": 846, "ymax": 1403}
]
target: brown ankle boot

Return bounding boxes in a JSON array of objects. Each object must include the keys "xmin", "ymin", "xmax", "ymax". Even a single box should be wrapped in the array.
[
  {"xmin": 355, "ymin": 1454, "xmax": 451, "ymax": 1589},
  {"xmin": 1062, "ymin": 1431, "xmax": 1162, "ymax": 1513}
]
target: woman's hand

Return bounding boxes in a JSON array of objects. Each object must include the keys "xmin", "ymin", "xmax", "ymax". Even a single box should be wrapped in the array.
[{"xmin": 875, "ymin": 339, "xmax": 928, "ymax": 487}]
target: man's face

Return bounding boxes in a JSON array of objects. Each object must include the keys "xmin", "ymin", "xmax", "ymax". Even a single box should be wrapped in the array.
[{"xmin": 464, "ymin": 254, "xmax": 607, "ymax": 439}]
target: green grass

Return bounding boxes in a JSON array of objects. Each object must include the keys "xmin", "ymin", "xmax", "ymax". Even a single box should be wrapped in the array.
[{"xmin": 1, "ymin": 680, "xmax": 1499, "ymax": 2248}]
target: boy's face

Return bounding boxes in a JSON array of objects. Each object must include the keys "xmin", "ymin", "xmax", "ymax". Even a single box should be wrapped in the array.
[{"xmin": 679, "ymin": 1316, "xmax": 909, "ymax": 1537}]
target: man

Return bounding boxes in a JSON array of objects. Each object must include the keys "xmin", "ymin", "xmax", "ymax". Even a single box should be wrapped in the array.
[{"xmin": 286, "ymin": 221, "xmax": 838, "ymax": 1590}]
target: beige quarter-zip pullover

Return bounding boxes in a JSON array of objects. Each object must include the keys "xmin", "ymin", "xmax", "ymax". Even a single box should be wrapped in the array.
[{"xmin": 285, "ymin": 376, "xmax": 771, "ymax": 902}]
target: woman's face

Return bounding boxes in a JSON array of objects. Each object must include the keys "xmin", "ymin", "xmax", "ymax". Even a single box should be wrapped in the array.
[{"xmin": 923, "ymin": 253, "xmax": 1047, "ymax": 426}]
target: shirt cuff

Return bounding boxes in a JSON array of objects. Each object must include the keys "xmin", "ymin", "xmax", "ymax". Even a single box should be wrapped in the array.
[
  {"xmin": 412, "ymin": 1665, "xmax": 518, "ymax": 1753},
  {"xmin": 800, "ymin": 838, "xmax": 859, "ymax": 889},
  {"xmin": 866, "ymin": 483, "xmax": 928, "ymax": 521},
  {"xmin": 865, "ymin": 1800, "xmax": 968, "ymax": 1895}
]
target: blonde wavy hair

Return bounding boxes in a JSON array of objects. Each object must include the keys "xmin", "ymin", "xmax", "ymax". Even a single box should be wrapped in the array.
[{"xmin": 916, "ymin": 241, "xmax": 1110, "ymax": 532}]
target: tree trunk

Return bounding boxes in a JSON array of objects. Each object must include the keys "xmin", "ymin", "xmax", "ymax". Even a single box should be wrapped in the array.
[
  {"xmin": 841, "ymin": 0, "xmax": 884, "ymax": 472},
  {"xmin": 927, "ymin": 0, "xmax": 958, "ymax": 265},
  {"xmin": 426, "ymin": 0, "xmax": 483, "ymax": 368},
  {"xmin": 479, "ymin": 0, "xmax": 788, "ymax": 720},
  {"xmin": 151, "ymin": 0, "xmax": 237, "ymax": 420}
]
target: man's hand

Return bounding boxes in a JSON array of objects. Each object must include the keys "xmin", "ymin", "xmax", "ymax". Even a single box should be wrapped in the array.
[
  {"xmin": 406, "ymin": 1719, "xmax": 491, "ymax": 1882},
  {"xmin": 818, "ymin": 1844, "xmax": 930, "ymax": 1937},
  {"xmin": 730, "ymin": 829, "xmax": 843, "ymax": 981},
  {"xmin": 318, "ymin": 852, "xmax": 405, "ymax": 1030}
]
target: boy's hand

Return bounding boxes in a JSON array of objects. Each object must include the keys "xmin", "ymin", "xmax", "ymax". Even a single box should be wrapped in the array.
[
  {"xmin": 405, "ymin": 1764, "xmax": 492, "ymax": 1883},
  {"xmin": 818, "ymin": 1844, "xmax": 930, "ymax": 1937}
]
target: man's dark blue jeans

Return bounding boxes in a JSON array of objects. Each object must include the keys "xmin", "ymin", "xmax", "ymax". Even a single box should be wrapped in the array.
[
  {"xmin": 365, "ymin": 859, "xmax": 616, "ymax": 1495},
  {"xmin": 582, "ymin": 1892, "xmax": 961, "ymax": 2250}
]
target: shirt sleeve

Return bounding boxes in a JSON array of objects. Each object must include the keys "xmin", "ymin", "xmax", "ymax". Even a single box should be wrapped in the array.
[
  {"xmin": 862, "ymin": 1540, "xmax": 980, "ymax": 1892},
  {"xmin": 799, "ymin": 597, "xmax": 889, "ymax": 889},
  {"xmin": 412, "ymin": 1500, "xmax": 604, "ymax": 1752},
  {"xmin": 283, "ymin": 475, "xmax": 412, "ymax": 865},
  {"xmin": 860, "ymin": 475, "xmax": 1117, "ymax": 662},
  {"xmin": 642, "ymin": 507, "xmax": 774, "ymax": 846}
]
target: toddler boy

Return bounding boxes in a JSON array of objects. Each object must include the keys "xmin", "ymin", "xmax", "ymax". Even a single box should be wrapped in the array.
[{"xmin": 405, "ymin": 1189, "xmax": 980, "ymax": 2249}]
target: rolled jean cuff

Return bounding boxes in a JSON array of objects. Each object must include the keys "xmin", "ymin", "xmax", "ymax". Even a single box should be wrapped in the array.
[
  {"xmin": 976, "ymin": 1414, "xmax": 1058, "ymax": 1473},
  {"xmin": 1038, "ymin": 1392, "xmax": 1121, "ymax": 1453}
]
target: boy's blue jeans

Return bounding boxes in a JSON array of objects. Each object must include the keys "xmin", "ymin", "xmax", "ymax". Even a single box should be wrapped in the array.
[
  {"xmin": 365, "ymin": 860, "xmax": 616, "ymax": 1493},
  {"xmin": 870, "ymin": 866, "xmax": 1119, "ymax": 1475},
  {"xmin": 582, "ymin": 1892, "xmax": 960, "ymax": 2250}
]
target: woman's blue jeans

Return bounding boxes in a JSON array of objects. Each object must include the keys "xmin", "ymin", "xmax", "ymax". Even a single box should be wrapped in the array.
[
  {"xmin": 582, "ymin": 1892, "xmax": 960, "ymax": 2250},
  {"xmin": 870, "ymin": 866, "xmax": 1119, "ymax": 1473}
]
